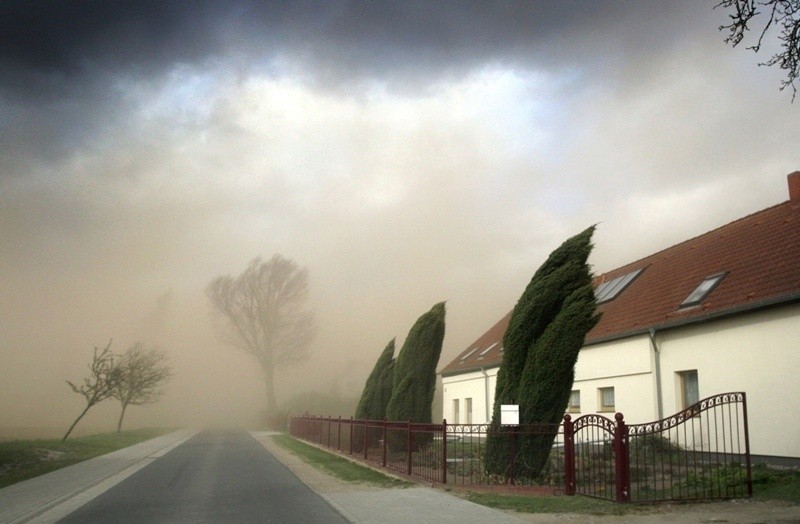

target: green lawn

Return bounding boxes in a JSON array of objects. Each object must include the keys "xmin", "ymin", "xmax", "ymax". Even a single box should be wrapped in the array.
[
  {"xmin": 0, "ymin": 428, "xmax": 171, "ymax": 489},
  {"xmin": 271, "ymin": 434, "xmax": 410, "ymax": 488}
]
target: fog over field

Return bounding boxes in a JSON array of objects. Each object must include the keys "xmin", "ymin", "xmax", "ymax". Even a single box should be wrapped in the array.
[{"xmin": 1, "ymin": 1, "xmax": 797, "ymax": 435}]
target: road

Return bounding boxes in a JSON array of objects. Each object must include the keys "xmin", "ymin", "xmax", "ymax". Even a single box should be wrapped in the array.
[{"xmin": 57, "ymin": 430, "xmax": 348, "ymax": 523}]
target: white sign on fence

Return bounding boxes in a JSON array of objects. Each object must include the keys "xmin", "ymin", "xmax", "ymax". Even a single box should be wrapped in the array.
[{"xmin": 500, "ymin": 404, "xmax": 519, "ymax": 426}]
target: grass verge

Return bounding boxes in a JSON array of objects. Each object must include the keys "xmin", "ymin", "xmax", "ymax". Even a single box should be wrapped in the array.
[
  {"xmin": 0, "ymin": 428, "xmax": 171, "ymax": 489},
  {"xmin": 752, "ymin": 464, "xmax": 800, "ymax": 502},
  {"xmin": 270, "ymin": 434, "xmax": 410, "ymax": 488}
]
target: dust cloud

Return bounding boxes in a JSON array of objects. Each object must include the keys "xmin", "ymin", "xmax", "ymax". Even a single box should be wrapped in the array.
[{"xmin": 2, "ymin": 2, "xmax": 798, "ymax": 437}]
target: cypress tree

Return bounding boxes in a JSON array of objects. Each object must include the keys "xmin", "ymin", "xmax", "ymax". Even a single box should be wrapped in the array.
[
  {"xmin": 485, "ymin": 227, "xmax": 596, "ymax": 476},
  {"xmin": 516, "ymin": 284, "xmax": 600, "ymax": 477},
  {"xmin": 353, "ymin": 339, "xmax": 396, "ymax": 451},
  {"xmin": 386, "ymin": 302, "xmax": 446, "ymax": 451},
  {"xmin": 355, "ymin": 338, "xmax": 396, "ymax": 421}
]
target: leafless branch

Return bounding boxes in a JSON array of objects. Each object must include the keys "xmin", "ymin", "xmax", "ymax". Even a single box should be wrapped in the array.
[{"xmin": 717, "ymin": 0, "xmax": 800, "ymax": 100}]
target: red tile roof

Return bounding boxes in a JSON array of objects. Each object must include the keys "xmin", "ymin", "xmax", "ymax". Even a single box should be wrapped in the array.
[{"xmin": 441, "ymin": 177, "xmax": 800, "ymax": 377}]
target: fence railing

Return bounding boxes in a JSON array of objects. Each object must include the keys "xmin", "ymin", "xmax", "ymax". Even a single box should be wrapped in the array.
[{"xmin": 290, "ymin": 392, "xmax": 751, "ymax": 503}]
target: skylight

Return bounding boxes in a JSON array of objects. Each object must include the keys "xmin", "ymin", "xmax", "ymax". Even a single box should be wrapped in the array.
[
  {"xmin": 479, "ymin": 342, "xmax": 498, "ymax": 356},
  {"xmin": 460, "ymin": 347, "xmax": 479, "ymax": 361},
  {"xmin": 681, "ymin": 273, "xmax": 726, "ymax": 308},
  {"xmin": 594, "ymin": 268, "xmax": 644, "ymax": 304}
]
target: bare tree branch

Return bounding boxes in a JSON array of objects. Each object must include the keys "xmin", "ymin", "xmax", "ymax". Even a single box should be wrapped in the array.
[
  {"xmin": 206, "ymin": 254, "xmax": 316, "ymax": 414},
  {"xmin": 717, "ymin": 0, "xmax": 800, "ymax": 100}
]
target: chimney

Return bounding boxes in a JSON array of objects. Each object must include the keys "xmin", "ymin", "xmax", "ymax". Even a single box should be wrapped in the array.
[{"xmin": 790, "ymin": 171, "xmax": 800, "ymax": 201}]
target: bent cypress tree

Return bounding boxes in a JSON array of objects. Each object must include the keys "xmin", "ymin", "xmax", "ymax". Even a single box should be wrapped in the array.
[
  {"xmin": 485, "ymin": 226, "xmax": 597, "ymax": 476},
  {"xmin": 386, "ymin": 302, "xmax": 446, "ymax": 451},
  {"xmin": 353, "ymin": 339, "xmax": 396, "ymax": 450},
  {"xmin": 355, "ymin": 338, "xmax": 396, "ymax": 420},
  {"xmin": 516, "ymin": 284, "xmax": 600, "ymax": 477}
]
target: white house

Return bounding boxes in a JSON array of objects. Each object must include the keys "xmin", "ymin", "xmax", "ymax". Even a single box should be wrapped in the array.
[{"xmin": 440, "ymin": 171, "xmax": 800, "ymax": 462}]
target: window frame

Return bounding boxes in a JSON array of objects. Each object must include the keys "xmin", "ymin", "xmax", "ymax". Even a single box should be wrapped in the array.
[
  {"xmin": 680, "ymin": 273, "xmax": 727, "ymax": 308},
  {"xmin": 678, "ymin": 370, "xmax": 700, "ymax": 411},
  {"xmin": 568, "ymin": 390, "xmax": 581, "ymax": 413},
  {"xmin": 598, "ymin": 387, "xmax": 615, "ymax": 413}
]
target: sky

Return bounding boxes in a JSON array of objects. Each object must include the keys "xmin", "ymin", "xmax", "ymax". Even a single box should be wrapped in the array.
[{"xmin": 1, "ymin": 1, "xmax": 797, "ymax": 434}]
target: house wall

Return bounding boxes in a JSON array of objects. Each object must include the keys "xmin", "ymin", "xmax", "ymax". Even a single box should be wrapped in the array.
[
  {"xmin": 441, "ymin": 367, "xmax": 497, "ymax": 425},
  {"xmin": 571, "ymin": 335, "xmax": 656, "ymax": 423},
  {"xmin": 655, "ymin": 303, "xmax": 800, "ymax": 458},
  {"xmin": 441, "ymin": 302, "xmax": 800, "ymax": 458}
]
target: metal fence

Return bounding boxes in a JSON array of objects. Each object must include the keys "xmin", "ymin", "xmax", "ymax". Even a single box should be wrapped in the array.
[{"xmin": 290, "ymin": 392, "xmax": 751, "ymax": 503}]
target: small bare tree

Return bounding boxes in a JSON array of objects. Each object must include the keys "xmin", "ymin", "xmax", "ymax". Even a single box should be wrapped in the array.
[
  {"xmin": 206, "ymin": 255, "xmax": 316, "ymax": 415},
  {"xmin": 63, "ymin": 341, "xmax": 121, "ymax": 440},
  {"xmin": 113, "ymin": 343, "xmax": 173, "ymax": 432}
]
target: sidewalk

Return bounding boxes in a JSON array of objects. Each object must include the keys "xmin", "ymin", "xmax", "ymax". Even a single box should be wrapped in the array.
[
  {"xmin": 0, "ymin": 430, "xmax": 195, "ymax": 524},
  {"xmin": 250, "ymin": 431, "xmax": 525, "ymax": 523}
]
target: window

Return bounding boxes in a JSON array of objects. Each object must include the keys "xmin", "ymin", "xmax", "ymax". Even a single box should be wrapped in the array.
[
  {"xmin": 594, "ymin": 268, "xmax": 645, "ymax": 304},
  {"xmin": 681, "ymin": 273, "xmax": 726, "ymax": 308},
  {"xmin": 568, "ymin": 390, "xmax": 581, "ymax": 413},
  {"xmin": 452, "ymin": 399, "xmax": 460, "ymax": 424},
  {"xmin": 678, "ymin": 370, "xmax": 699, "ymax": 410},
  {"xmin": 598, "ymin": 387, "xmax": 615, "ymax": 412},
  {"xmin": 478, "ymin": 342, "xmax": 498, "ymax": 357},
  {"xmin": 465, "ymin": 398, "xmax": 473, "ymax": 424},
  {"xmin": 460, "ymin": 348, "xmax": 479, "ymax": 361}
]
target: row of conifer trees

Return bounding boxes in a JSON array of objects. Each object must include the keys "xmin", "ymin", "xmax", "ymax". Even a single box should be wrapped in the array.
[
  {"xmin": 353, "ymin": 226, "xmax": 598, "ymax": 474},
  {"xmin": 353, "ymin": 302, "xmax": 446, "ymax": 452}
]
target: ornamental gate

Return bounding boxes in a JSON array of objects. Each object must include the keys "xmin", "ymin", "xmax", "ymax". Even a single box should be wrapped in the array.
[{"xmin": 565, "ymin": 392, "xmax": 752, "ymax": 502}]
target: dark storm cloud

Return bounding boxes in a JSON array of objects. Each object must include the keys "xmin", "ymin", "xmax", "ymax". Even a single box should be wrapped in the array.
[
  {"xmin": 1, "ymin": 1, "xmax": 706, "ymax": 100},
  {"xmin": 0, "ymin": 0, "xmax": 224, "ymax": 100}
]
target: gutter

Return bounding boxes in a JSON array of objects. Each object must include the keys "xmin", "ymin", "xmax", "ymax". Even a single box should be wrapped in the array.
[
  {"xmin": 480, "ymin": 367, "xmax": 491, "ymax": 422},
  {"xmin": 648, "ymin": 328, "xmax": 664, "ymax": 419}
]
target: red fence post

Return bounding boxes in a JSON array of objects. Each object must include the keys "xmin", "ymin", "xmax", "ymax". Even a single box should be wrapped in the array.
[
  {"xmin": 327, "ymin": 415, "xmax": 332, "ymax": 449},
  {"xmin": 563, "ymin": 414, "xmax": 575, "ymax": 496},
  {"xmin": 741, "ymin": 393, "xmax": 753, "ymax": 497},
  {"xmin": 363, "ymin": 419, "xmax": 369, "ymax": 460},
  {"xmin": 382, "ymin": 419, "xmax": 388, "ymax": 467},
  {"xmin": 337, "ymin": 416, "xmax": 342, "ymax": 452},
  {"xmin": 509, "ymin": 426, "xmax": 517, "ymax": 485},
  {"xmin": 349, "ymin": 417, "xmax": 354, "ymax": 455},
  {"xmin": 407, "ymin": 419, "xmax": 413, "ymax": 476},
  {"xmin": 613, "ymin": 413, "xmax": 630, "ymax": 503},
  {"xmin": 442, "ymin": 419, "xmax": 448, "ymax": 485}
]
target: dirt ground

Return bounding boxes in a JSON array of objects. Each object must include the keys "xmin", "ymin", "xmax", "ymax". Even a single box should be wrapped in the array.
[{"xmin": 254, "ymin": 433, "xmax": 800, "ymax": 524}]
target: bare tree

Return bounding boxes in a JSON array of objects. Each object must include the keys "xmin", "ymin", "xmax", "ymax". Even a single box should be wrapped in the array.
[
  {"xmin": 717, "ymin": 0, "xmax": 800, "ymax": 100},
  {"xmin": 63, "ymin": 341, "xmax": 120, "ymax": 440},
  {"xmin": 206, "ymin": 255, "xmax": 316, "ymax": 415},
  {"xmin": 113, "ymin": 343, "xmax": 173, "ymax": 432}
]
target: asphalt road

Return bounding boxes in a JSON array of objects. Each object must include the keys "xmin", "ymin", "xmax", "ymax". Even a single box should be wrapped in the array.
[{"xmin": 57, "ymin": 429, "xmax": 348, "ymax": 523}]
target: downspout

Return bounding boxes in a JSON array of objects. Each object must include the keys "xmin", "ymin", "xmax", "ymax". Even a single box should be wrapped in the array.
[
  {"xmin": 649, "ymin": 328, "xmax": 664, "ymax": 419},
  {"xmin": 480, "ymin": 367, "xmax": 490, "ymax": 423}
]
